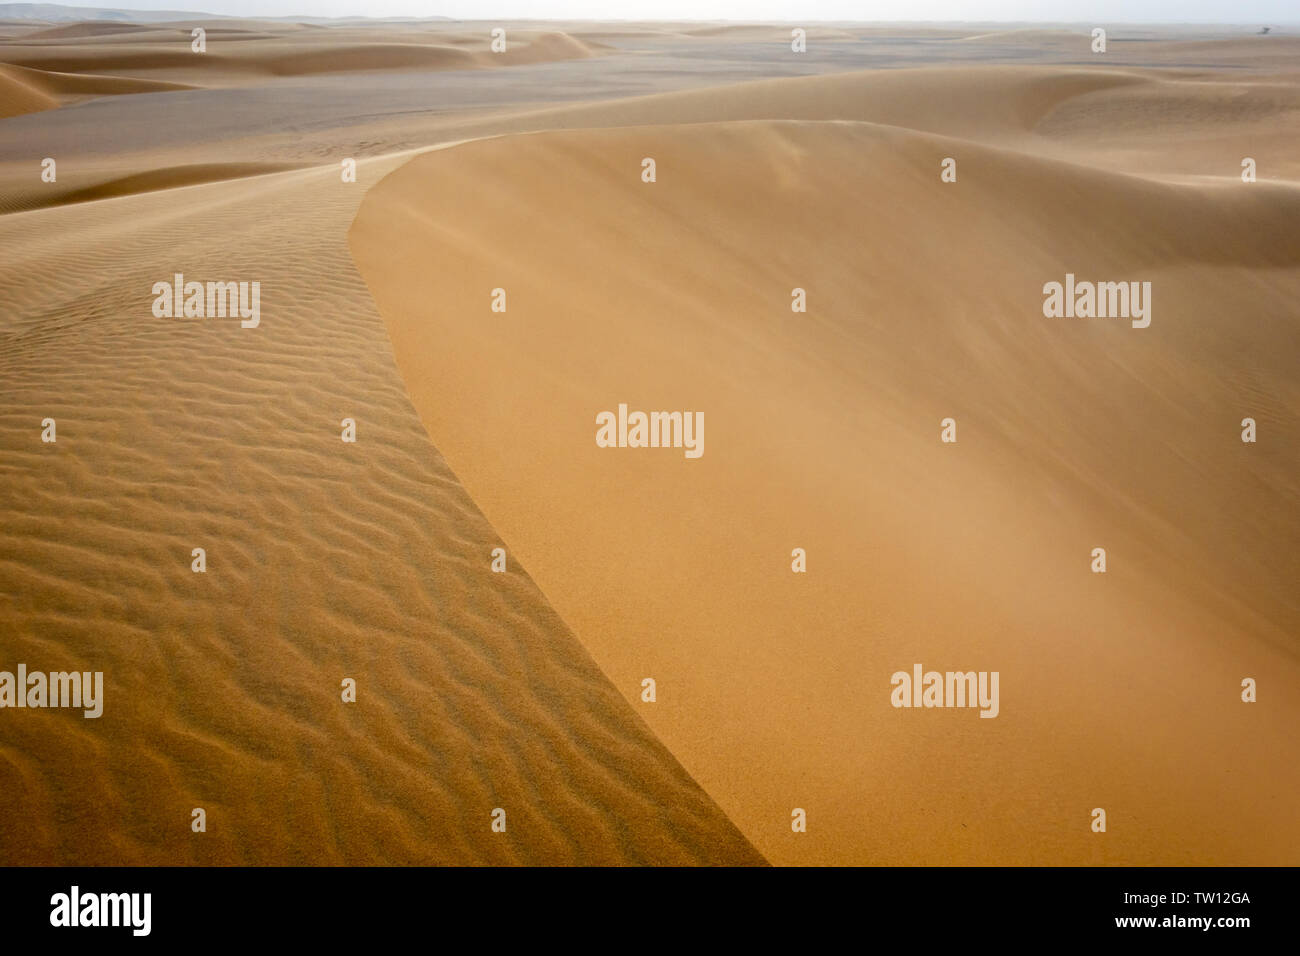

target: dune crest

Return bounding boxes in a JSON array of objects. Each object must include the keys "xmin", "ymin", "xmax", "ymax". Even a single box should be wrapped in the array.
[{"xmin": 0, "ymin": 158, "xmax": 766, "ymax": 866}]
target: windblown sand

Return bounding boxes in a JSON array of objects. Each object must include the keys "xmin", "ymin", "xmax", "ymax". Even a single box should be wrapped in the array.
[{"xmin": 2, "ymin": 18, "xmax": 1298, "ymax": 865}]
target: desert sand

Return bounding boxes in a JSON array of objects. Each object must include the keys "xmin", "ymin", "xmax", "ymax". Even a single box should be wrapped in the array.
[{"xmin": 1, "ymin": 15, "xmax": 1298, "ymax": 866}]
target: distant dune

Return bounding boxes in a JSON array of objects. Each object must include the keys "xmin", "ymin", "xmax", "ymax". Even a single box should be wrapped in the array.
[
  {"xmin": 0, "ymin": 3, "xmax": 227, "ymax": 23},
  {"xmin": 514, "ymin": 66, "xmax": 1300, "ymax": 181},
  {"xmin": 682, "ymin": 23, "xmax": 860, "ymax": 40},
  {"xmin": 22, "ymin": 20, "xmax": 156, "ymax": 39},
  {"xmin": 0, "ymin": 58, "xmax": 192, "ymax": 96},
  {"xmin": 0, "ymin": 26, "xmax": 608, "ymax": 86}
]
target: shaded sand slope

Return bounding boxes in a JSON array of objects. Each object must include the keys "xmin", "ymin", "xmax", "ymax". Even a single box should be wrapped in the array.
[
  {"xmin": 0, "ymin": 61, "xmax": 196, "ymax": 97},
  {"xmin": 0, "ymin": 160, "xmax": 765, "ymax": 865},
  {"xmin": 12, "ymin": 161, "xmax": 305, "ymax": 211},
  {"xmin": 350, "ymin": 88, "xmax": 1300, "ymax": 864},
  {"xmin": 0, "ymin": 60, "xmax": 193, "ymax": 120},
  {"xmin": 0, "ymin": 61, "xmax": 55, "ymax": 116}
]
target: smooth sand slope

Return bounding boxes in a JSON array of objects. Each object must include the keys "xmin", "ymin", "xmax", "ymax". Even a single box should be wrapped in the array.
[
  {"xmin": 0, "ymin": 156, "xmax": 765, "ymax": 865},
  {"xmin": 350, "ymin": 67, "xmax": 1300, "ymax": 865}
]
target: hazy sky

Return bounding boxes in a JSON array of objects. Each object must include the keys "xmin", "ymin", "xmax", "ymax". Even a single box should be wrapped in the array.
[{"xmin": 82, "ymin": 1, "xmax": 1300, "ymax": 23}]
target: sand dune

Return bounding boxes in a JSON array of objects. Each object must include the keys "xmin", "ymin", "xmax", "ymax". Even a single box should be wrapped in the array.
[
  {"xmin": 11, "ymin": 161, "xmax": 304, "ymax": 211},
  {"xmin": 957, "ymin": 29, "xmax": 1084, "ymax": 42},
  {"xmin": 0, "ymin": 156, "xmax": 765, "ymax": 866},
  {"xmin": 261, "ymin": 35, "xmax": 603, "ymax": 76},
  {"xmin": 498, "ymin": 30, "xmax": 605, "ymax": 65},
  {"xmin": 682, "ymin": 23, "xmax": 860, "ymax": 40},
  {"xmin": 0, "ymin": 60, "xmax": 194, "ymax": 98},
  {"xmin": 3, "ymin": 19, "xmax": 1297, "ymax": 868},
  {"xmin": 350, "ymin": 72, "xmax": 1300, "ymax": 865},
  {"xmin": 0, "ymin": 27, "xmax": 607, "ymax": 85},
  {"xmin": 21, "ymin": 21, "xmax": 160, "ymax": 40},
  {"xmin": 0, "ymin": 60, "xmax": 54, "ymax": 115},
  {"xmin": 519, "ymin": 66, "xmax": 1300, "ymax": 181},
  {"xmin": 262, "ymin": 43, "xmax": 482, "ymax": 75}
]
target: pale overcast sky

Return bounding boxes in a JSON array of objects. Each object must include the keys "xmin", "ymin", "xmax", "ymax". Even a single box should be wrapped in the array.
[{"xmin": 79, "ymin": 1, "xmax": 1300, "ymax": 22}]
